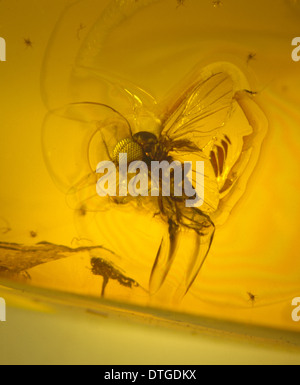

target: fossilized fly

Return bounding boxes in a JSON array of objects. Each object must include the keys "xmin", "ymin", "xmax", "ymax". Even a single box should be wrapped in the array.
[{"xmin": 42, "ymin": 65, "xmax": 267, "ymax": 300}]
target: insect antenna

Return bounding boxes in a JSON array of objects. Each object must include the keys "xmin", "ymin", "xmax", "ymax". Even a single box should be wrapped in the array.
[{"xmin": 70, "ymin": 101, "xmax": 134, "ymax": 137}]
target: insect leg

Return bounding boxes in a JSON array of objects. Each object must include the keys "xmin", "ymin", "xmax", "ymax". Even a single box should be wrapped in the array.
[
  {"xmin": 174, "ymin": 217, "xmax": 215, "ymax": 302},
  {"xmin": 149, "ymin": 218, "xmax": 180, "ymax": 294},
  {"xmin": 101, "ymin": 275, "xmax": 109, "ymax": 297}
]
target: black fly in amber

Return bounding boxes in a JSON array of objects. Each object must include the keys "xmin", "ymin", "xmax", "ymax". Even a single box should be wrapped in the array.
[{"xmin": 42, "ymin": 64, "xmax": 267, "ymax": 301}]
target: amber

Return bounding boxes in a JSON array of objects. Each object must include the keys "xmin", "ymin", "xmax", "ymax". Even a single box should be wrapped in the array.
[{"xmin": 1, "ymin": 0, "xmax": 300, "ymax": 339}]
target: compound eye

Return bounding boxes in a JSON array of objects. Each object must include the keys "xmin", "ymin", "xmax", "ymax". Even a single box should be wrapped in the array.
[{"xmin": 112, "ymin": 138, "xmax": 144, "ymax": 164}]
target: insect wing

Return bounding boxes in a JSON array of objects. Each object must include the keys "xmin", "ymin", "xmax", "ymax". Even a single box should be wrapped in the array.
[
  {"xmin": 160, "ymin": 70, "xmax": 267, "ymax": 225},
  {"xmin": 42, "ymin": 102, "xmax": 133, "ymax": 212},
  {"xmin": 160, "ymin": 72, "xmax": 235, "ymax": 146},
  {"xmin": 153, "ymin": 68, "xmax": 267, "ymax": 296}
]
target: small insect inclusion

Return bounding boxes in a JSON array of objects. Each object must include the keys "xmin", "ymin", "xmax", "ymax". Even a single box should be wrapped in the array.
[{"xmin": 42, "ymin": 64, "xmax": 268, "ymax": 301}]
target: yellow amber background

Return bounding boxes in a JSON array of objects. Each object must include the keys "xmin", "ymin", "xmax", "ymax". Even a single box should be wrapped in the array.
[{"xmin": 0, "ymin": 0, "xmax": 300, "ymax": 363}]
